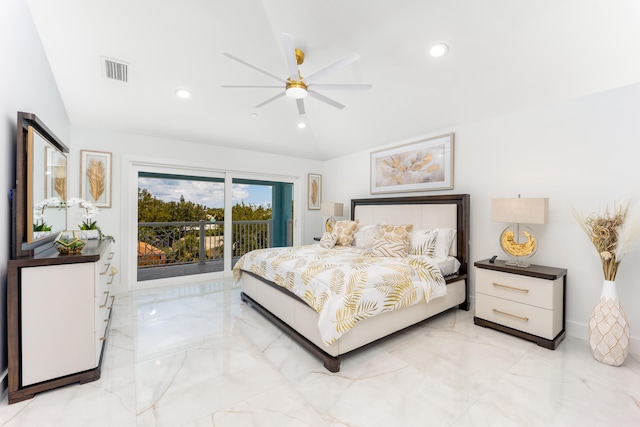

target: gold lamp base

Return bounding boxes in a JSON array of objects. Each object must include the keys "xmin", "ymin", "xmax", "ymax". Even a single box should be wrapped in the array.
[
  {"xmin": 500, "ymin": 224, "xmax": 536, "ymax": 268},
  {"xmin": 325, "ymin": 217, "xmax": 336, "ymax": 233}
]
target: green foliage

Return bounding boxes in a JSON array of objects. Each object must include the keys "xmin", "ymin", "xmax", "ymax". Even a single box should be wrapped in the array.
[
  {"xmin": 33, "ymin": 222, "xmax": 52, "ymax": 232},
  {"xmin": 138, "ymin": 188, "xmax": 272, "ymax": 222}
]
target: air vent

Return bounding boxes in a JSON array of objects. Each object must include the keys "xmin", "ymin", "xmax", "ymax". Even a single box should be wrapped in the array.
[{"xmin": 101, "ymin": 57, "xmax": 129, "ymax": 82}]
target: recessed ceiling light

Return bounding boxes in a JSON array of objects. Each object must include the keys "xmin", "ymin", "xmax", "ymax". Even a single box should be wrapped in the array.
[
  {"xmin": 429, "ymin": 43, "xmax": 449, "ymax": 57},
  {"xmin": 175, "ymin": 89, "xmax": 191, "ymax": 99},
  {"xmin": 250, "ymin": 112, "xmax": 258, "ymax": 118},
  {"xmin": 297, "ymin": 122, "xmax": 307, "ymax": 129}
]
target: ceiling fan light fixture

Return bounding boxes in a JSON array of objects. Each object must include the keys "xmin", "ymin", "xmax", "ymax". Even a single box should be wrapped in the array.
[
  {"xmin": 285, "ymin": 80, "xmax": 308, "ymax": 98},
  {"xmin": 429, "ymin": 43, "xmax": 449, "ymax": 57},
  {"xmin": 297, "ymin": 122, "xmax": 307, "ymax": 129}
]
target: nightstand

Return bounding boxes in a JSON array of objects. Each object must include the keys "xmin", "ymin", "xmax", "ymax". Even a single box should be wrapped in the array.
[{"xmin": 473, "ymin": 259, "xmax": 567, "ymax": 349}]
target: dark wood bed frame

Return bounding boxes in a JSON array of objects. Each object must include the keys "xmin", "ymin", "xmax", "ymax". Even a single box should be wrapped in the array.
[{"xmin": 240, "ymin": 194, "xmax": 470, "ymax": 372}]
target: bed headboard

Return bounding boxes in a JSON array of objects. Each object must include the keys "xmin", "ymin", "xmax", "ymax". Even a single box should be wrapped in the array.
[{"xmin": 351, "ymin": 194, "xmax": 470, "ymax": 277}]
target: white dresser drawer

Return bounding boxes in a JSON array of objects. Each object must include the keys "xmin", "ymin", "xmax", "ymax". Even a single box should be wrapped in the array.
[
  {"xmin": 476, "ymin": 293, "xmax": 562, "ymax": 340},
  {"xmin": 476, "ymin": 268, "xmax": 562, "ymax": 310}
]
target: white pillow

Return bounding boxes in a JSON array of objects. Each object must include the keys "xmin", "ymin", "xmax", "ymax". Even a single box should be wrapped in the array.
[
  {"xmin": 353, "ymin": 224, "xmax": 380, "ymax": 250},
  {"xmin": 319, "ymin": 232, "xmax": 337, "ymax": 249},
  {"xmin": 409, "ymin": 228, "xmax": 457, "ymax": 260},
  {"xmin": 435, "ymin": 228, "xmax": 457, "ymax": 259}
]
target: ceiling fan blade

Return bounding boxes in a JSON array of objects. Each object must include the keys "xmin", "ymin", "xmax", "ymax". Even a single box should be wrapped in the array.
[
  {"xmin": 296, "ymin": 98, "xmax": 306, "ymax": 115},
  {"xmin": 308, "ymin": 83, "xmax": 372, "ymax": 91},
  {"xmin": 255, "ymin": 91, "xmax": 286, "ymax": 108},
  {"xmin": 222, "ymin": 85, "xmax": 283, "ymax": 89},
  {"xmin": 223, "ymin": 52, "xmax": 287, "ymax": 84},
  {"xmin": 281, "ymin": 33, "xmax": 300, "ymax": 81},
  {"xmin": 303, "ymin": 52, "xmax": 361, "ymax": 84},
  {"xmin": 307, "ymin": 90, "xmax": 346, "ymax": 109}
]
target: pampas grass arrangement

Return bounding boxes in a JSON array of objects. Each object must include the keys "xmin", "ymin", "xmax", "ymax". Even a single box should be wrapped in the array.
[{"xmin": 572, "ymin": 201, "xmax": 640, "ymax": 280}]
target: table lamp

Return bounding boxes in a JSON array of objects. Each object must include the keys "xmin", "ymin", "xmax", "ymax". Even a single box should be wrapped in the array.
[
  {"xmin": 491, "ymin": 195, "xmax": 549, "ymax": 267},
  {"xmin": 321, "ymin": 201, "xmax": 343, "ymax": 233}
]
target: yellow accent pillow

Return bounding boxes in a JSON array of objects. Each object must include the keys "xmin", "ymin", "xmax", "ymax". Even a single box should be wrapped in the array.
[
  {"xmin": 334, "ymin": 219, "xmax": 359, "ymax": 246},
  {"xmin": 378, "ymin": 223, "xmax": 414, "ymax": 241}
]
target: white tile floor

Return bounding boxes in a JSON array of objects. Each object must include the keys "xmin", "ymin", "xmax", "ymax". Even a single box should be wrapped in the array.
[{"xmin": 1, "ymin": 278, "xmax": 639, "ymax": 426}]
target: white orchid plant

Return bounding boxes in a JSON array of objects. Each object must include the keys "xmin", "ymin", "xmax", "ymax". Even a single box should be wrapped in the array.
[
  {"xmin": 66, "ymin": 197, "xmax": 99, "ymax": 230},
  {"xmin": 32, "ymin": 197, "xmax": 64, "ymax": 232}
]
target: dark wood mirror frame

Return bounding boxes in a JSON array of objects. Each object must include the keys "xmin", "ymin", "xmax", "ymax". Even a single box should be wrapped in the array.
[{"xmin": 12, "ymin": 112, "xmax": 69, "ymax": 258}]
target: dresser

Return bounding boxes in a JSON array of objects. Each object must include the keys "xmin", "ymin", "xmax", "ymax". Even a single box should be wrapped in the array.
[
  {"xmin": 7, "ymin": 240, "xmax": 115, "ymax": 404},
  {"xmin": 473, "ymin": 259, "xmax": 567, "ymax": 349}
]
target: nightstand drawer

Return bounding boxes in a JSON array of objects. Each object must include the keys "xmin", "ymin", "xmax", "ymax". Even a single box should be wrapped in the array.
[
  {"xmin": 476, "ymin": 268, "xmax": 561, "ymax": 309},
  {"xmin": 476, "ymin": 293, "xmax": 562, "ymax": 340}
]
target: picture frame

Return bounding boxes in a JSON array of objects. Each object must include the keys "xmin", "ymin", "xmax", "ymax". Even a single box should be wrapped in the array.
[
  {"xmin": 308, "ymin": 173, "xmax": 322, "ymax": 210},
  {"xmin": 80, "ymin": 150, "xmax": 112, "ymax": 208},
  {"xmin": 45, "ymin": 146, "xmax": 67, "ymax": 200},
  {"xmin": 370, "ymin": 133, "xmax": 454, "ymax": 194}
]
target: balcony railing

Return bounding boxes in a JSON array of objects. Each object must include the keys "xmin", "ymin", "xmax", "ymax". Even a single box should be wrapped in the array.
[{"xmin": 137, "ymin": 220, "xmax": 272, "ymax": 270}]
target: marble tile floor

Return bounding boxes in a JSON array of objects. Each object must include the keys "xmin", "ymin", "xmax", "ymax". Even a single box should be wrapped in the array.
[{"xmin": 1, "ymin": 277, "xmax": 639, "ymax": 427}]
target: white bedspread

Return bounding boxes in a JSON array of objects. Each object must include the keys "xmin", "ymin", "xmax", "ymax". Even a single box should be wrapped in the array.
[{"xmin": 233, "ymin": 244, "xmax": 446, "ymax": 345}]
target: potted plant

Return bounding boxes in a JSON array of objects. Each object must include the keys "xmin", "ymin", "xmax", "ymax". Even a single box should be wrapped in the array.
[
  {"xmin": 573, "ymin": 201, "xmax": 640, "ymax": 366},
  {"xmin": 67, "ymin": 198, "xmax": 101, "ymax": 239}
]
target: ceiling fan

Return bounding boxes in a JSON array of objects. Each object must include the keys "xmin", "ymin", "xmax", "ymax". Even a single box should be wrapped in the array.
[{"xmin": 222, "ymin": 33, "xmax": 372, "ymax": 115}]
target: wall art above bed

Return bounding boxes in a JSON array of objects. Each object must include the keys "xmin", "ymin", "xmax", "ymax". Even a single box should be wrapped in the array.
[{"xmin": 370, "ymin": 133, "xmax": 454, "ymax": 194}]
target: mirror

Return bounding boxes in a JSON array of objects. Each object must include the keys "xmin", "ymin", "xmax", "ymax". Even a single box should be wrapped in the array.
[
  {"xmin": 27, "ymin": 126, "xmax": 67, "ymax": 242},
  {"xmin": 13, "ymin": 112, "xmax": 69, "ymax": 258}
]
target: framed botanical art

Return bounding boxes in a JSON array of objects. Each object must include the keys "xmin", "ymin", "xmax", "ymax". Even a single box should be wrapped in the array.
[
  {"xmin": 370, "ymin": 133, "xmax": 454, "ymax": 194},
  {"xmin": 80, "ymin": 150, "xmax": 112, "ymax": 208},
  {"xmin": 308, "ymin": 173, "xmax": 322, "ymax": 210},
  {"xmin": 44, "ymin": 145, "xmax": 67, "ymax": 200}
]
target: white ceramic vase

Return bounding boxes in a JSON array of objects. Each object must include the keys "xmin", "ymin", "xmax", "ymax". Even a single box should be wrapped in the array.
[{"xmin": 588, "ymin": 280, "xmax": 630, "ymax": 366}]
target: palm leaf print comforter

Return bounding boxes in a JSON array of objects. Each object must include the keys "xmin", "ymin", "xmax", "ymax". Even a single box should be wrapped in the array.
[{"xmin": 233, "ymin": 244, "xmax": 447, "ymax": 345}]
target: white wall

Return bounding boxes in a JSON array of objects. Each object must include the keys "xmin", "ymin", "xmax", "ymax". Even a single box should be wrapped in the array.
[
  {"xmin": 323, "ymin": 83, "xmax": 640, "ymax": 355},
  {"xmin": 0, "ymin": 0, "xmax": 70, "ymax": 386},
  {"xmin": 69, "ymin": 127, "xmax": 324, "ymax": 292}
]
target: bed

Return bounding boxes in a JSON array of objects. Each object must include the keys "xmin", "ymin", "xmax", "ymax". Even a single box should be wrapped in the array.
[{"xmin": 235, "ymin": 194, "xmax": 470, "ymax": 372}]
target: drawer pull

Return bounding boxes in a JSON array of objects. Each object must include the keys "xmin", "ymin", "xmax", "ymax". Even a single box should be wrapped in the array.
[
  {"xmin": 99, "ymin": 292, "xmax": 110, "ymax": 308},
  {"xmin": 100, "ymin": 263, "xmax": 110, "ymax": 275},
  {"xmin": 492, "ymin": 282, "xmax": 529, "ymax": 294},
  {"xmin": 492, "ymin": 308, "xmax": 529, "ymax": 322}
]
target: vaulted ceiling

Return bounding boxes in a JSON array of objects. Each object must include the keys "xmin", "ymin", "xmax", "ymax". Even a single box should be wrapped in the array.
[{"xmin": 26, "ymin": 0, "xmax": 640, "ymax": 160}]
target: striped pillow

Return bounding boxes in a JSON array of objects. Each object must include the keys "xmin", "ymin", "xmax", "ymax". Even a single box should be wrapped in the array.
[
  {"xmin": 319, "ymin": 232, "xmax": 337, "ymax": 249},
  {"xmin": 371, "ymin": 235, "xmax": 409, "ymax": 258}
]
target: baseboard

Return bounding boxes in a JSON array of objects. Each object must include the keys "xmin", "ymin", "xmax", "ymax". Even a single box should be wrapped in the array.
[{"xmin": 566, "ymin": 320, "xmax": 639, "ymax": 357}]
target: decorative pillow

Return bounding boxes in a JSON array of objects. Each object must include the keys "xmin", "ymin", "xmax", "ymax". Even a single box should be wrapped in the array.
[
  {"xmin": 409, "ymin": 229, "xmax": 439, "ymax": 257},
  {"xmin": 434, "ymin": 228, "xmax": 457, "ymax": 260},
  {"xmin": 377, "ymin": 223, "xmax": 414, "ymax": 242},
  {"xmin": 409, "ymin": 228, "xmax": 457, "ymax": 259},
  {"xmin": 371, "ymin": 235, "xmax": 409, "ymax": 258},
  {"xmin": 333, "ymin": 219, "xmax": 359, "ymax": 246},
  {"xmin": 353, "ymin": 224, "xmax": 380, "ymax": 250},
  {"xmin": 370, "ymin": 224, "xmax": 413, "ymax": 257},
  {"xmin": 319, "ymin": 231, "xmax": 337, "ymax": 249}
]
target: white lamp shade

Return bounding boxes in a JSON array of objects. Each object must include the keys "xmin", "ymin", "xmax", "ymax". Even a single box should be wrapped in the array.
[
  {"xmin": 321, "ymin": 202, "xmax": 343, "ymax": 217},
  {"xmin": 491, "ymin": 198, "xmax": 549, "ymax": 224}
]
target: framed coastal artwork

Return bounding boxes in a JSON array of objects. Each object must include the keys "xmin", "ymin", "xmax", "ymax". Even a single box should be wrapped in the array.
[
  {"xmin": 370, "ymin": 133, "xmax": 454, "ymax": 194},
  {"xmin": 80, "ymin": 150, "xmax": 112, "ymax": 208},
  {"xmin": 308, "ymin": 173, "xmax": 322, "ymax": 210}
]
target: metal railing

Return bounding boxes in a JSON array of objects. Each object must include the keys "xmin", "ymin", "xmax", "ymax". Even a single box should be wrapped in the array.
[{"xmin": 137, "ymin": 220, "xmax": 271, "ymax": 269}]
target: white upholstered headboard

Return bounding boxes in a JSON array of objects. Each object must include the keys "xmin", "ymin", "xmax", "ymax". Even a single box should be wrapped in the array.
[{"xmin": 351, "ymin": 195, "xmax": 470, "ymax": 274}]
